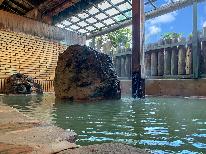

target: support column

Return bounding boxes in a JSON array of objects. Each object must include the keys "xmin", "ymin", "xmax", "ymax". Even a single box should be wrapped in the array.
[
  {"xmin": 192, "ymin": 1, "xmax": 199, "ymax": 78},
  {"xmin": 132, "ymin": 0, "xmax": 145, "ymax": 98}
]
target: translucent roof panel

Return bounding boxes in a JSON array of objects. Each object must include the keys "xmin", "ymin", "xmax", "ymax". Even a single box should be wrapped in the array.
[{"xmin": 56, "ymin": 0, "xmax": 182, "ymax": 36}]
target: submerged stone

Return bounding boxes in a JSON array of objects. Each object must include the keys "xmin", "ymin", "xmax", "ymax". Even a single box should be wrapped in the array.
[
  {"xmin": 3, "ymin": 73, "xmax": 43, "ymax": 94},
  {"xmin": 54, "ymin": 45, "xmax": 121, "ymax": 101}
]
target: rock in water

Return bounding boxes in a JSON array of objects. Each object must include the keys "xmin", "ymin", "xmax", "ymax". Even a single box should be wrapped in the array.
[
  {"xmin": 3, "ymin": 73, "xmax": 43, "ymax": 94},
  {"xmin": 54, "ymin": 45, "xmax": 121, "ymax": 101}
]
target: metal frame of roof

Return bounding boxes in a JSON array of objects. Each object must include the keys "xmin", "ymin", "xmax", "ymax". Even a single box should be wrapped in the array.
[{"xmin": 55, "ymin": 0, "xmax": 206, "ymax": 39}]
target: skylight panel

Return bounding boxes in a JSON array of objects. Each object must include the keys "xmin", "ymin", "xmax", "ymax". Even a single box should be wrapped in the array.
[
  {"xmin": 78, "ymin": 29, "xmax": 88, "ymax": 34},
  {"xmin": 77, "ymin": 21, "xmax": 88, "ymax": 27},
  {"xmin": 111, "ymin": 0, "xmax": 124, "ymax": 5},
  {"xmin": 94, "ymin": 22, "xmax": 105, "ymax": 28},
  {"xmin": 105, "ymin": 8, "xmax": 119, "ymax": 15},
  {"xmin": 98, "ymin": 1, "xmax": 112, "ymax": 10},
  {"xmin": 70, "ymin": 25, "xmax": 80, "ymax": 30},
  {"xmin": 65, "ymin": 27, "xmax": 73, "ymax": 31},
  {"xmin": 86, "ymin": 26, "xmax": 96, "ymax": 31},
  {"xmin": 95, "ymin": 13, "xmax": 107, "ymax": 20},
  {"xmin": 103, "ymin": 18, "xmax": 115, "ymax": 25},
  {"xmin": 115, "ymin": 14, "xmax": 127, "ymax": 21},
  {"xmin": 78, "ymin": 12, "xmax": 89, "ymax": 19},
  {"xmin": 88, "ymin": 7, "xmax": 99, "ymax": 14},
  {"xmin": 70, "ymin": 16, "xmax": 80, "ymax": 22},
  {"xmin": 86, "ymin": 17, "xmax": 97, "ymax": 23},
  {"xmin": 62, "ymin": 20, "xmax": 71, "ymax": 26},
  {"xmin": 117, "ymin": 2, "xmax": 131, "ymax": 11},
  {"xmin": 125, "ymin": 10, "xmax": 132, "ymax": 18}
]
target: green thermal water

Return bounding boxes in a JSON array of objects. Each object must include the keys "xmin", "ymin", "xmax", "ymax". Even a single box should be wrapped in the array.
[{"xmin": 0, "ymin": 94, "xmax": 206, "ymax": 153}]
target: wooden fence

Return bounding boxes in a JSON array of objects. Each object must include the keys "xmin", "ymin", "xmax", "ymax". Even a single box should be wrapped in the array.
[{"xmin": 114, "ymin": 37, "xmax": 206, "ymax": 79}]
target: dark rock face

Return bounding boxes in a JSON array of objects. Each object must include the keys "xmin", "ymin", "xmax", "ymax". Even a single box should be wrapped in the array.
[
  {"xmin": 54, "ymin": 45, "xmax": 121, "ymax": 101},
  {"xmin": 3, "ymin": 73, "xmax": 43, "ymax": 94}
]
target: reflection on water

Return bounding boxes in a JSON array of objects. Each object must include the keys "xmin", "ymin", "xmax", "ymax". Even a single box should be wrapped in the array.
[{"xmin": 1, "ymin": 94, "xmax": 206, "ymax": 153}]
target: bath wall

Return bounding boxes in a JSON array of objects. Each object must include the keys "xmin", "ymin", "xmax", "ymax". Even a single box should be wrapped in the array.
[{"xmin": 121, "ymin": 79, "xmax": 206, "ymax": 97}]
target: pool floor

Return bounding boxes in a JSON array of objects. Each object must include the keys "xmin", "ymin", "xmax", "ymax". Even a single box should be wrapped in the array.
[{"xmin": 1, "ymin": 94, "xmax": 206, "ymax": 153}]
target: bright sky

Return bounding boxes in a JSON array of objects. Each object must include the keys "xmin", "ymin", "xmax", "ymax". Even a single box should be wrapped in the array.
[{"xmin": 145, "ymin": 1, "xmax": 206, "ymax": 44}]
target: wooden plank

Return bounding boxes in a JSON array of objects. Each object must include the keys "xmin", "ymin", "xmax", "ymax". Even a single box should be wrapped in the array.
[{"xmin": 44, "ymin": 0, "xmax": 80, "ymax": 17}]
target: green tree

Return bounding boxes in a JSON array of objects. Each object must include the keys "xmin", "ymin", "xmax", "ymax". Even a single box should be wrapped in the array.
[{"xmin": 161, "ymin": 32, "xmax": 182, "ymax": 40}]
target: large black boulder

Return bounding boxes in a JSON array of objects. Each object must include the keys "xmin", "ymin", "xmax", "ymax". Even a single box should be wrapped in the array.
[{"xmin": 54, "ymin": 45, "xmax": 121, "ymax": 101}]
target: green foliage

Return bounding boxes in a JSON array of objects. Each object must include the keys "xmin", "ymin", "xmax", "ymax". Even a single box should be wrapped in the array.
[
  {"xmin": 106, "ymin": 28, "xmax": 132, "ymax": 49},
  {"xmin": 161, "ymin": 32, "xmax": 182, "ymax": 40}
]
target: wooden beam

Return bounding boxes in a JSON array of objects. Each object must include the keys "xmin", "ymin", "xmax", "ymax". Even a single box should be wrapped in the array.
[
  {"xmin": 25, "ymin": 0, "xmax": 65, "ymax": 24},
  {"xmin": 43, "ymin": 0, "xmax": 80, "ymax": 17},
  {"xmin": 132, "ymin": 0, "xmax": 145, "ymax": 98}
]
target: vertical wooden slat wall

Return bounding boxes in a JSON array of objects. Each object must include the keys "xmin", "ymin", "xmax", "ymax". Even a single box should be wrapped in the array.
[{"xmin": 0, "ymin": 29, "xmax": 67, "ymax": 93}]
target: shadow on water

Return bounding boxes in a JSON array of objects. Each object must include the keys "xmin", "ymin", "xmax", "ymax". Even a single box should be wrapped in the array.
[{"xmin": 1, "ymin": 94, "xmax": 206, "ymax": 153}]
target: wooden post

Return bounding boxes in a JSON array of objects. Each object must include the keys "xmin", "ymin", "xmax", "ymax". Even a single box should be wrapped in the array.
[
  {"xmin": 178, "ymin": 45, "xmax": 186, "ymax": 75},
  {"xmin": 158, "ymin": 49, "xmax": 164, "ymax": 76},
  {"xmin": 201, "ymin": 40, "xmax": 206, "ymax": 74},
  {"xmin": 164, "ymin": 48, "xmax": 171, "ymax": 75},
  {"xmin": 125, "ymin": 54, "xmax": 131, "ymax": 78},
  {"xmin": 151, "ymin": 51, "xmax": 158, "ymax": 76},
  {"xmin": 116, "ymin": 56, "xmax": 121, "ymax": 77},
  {"xmin": 186, "ymin": 44, "xmax": 193, "ymax": 75},
  {"xmin": 171, "ymin": 47, "xmax": 178, "ymax": 75},
  {"xmin": 145, "ymin": 52, "xmax": 151, "ymax": 77},
  {"xmin": 121, "ymin": 56, "xmax": 126, "ymax": 77},
  {"xmin": 132, "ymin": 0, "xmax": 145, "ymax": 98}
]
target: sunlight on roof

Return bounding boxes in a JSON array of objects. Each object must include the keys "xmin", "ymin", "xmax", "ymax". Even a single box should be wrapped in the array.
[
  {"xmin": 88, "ymin": 7, "xmax": 99, "ymax": 15},
  {"xmin": 55, "ymin": 0, "xmax": 182, "ymax": 35},
  {"xmin": 95, "ymin": 13, "xmax": 107, "ymax": 20},
  {"xmin": 78, "ymin": 13, "xmax": 89, "ymax": 19},
  {"xmin": 98, "ymin": 1, "xmax": 111, "ymax": 10},
  {"xmin": 105, "ymin": 8, "xmax": 119, "ymax": 15},
  {"xmin": 62, "ymin": 20, "xmax": 71, "ymax": 26},
  {"xmin": 86, "ymin": 17, "xmax": 97, "ymax": 23},
  {"xmin": 111, "ymin": 0, "xmax": 125, "ymax": 5}
]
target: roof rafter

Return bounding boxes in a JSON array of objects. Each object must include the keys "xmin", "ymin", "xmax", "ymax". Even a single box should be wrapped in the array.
[{"xmin": 53, "ymin": 0, "xmax": 105, "ymax": 24}]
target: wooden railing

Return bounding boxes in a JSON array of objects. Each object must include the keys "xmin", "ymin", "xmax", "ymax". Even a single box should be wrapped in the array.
[
  {"xmin": 34, "ymin": 80, "xmax": 54, "ymax": 92},
  {"xmin": 114, "ymin": 48, "xmax": 132, "ymax": 79},
  {"xmin": 114, "ymin": 37, "xmax": 206, "ymax": 79}
]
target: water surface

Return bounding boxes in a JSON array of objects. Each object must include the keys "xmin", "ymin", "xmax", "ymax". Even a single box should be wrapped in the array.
[{"xmin": 1, "ymin": 94, "xmax": 206, "ymax": 153}]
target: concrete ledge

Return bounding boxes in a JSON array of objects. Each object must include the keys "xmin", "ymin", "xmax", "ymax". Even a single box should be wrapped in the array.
[
  {"xmin": 146, "ymin": 79, "xmax": 206, "ymax": 97},
  {"xmin": 120, "ymin": 79, "xmax": 206, "ymax": 97}
]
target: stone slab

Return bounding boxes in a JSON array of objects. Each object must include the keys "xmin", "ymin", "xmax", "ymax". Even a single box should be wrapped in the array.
[{"xmin": 58, "ymin": 143, "xmax": 149, "ymax": 154}]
